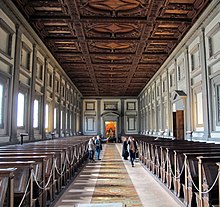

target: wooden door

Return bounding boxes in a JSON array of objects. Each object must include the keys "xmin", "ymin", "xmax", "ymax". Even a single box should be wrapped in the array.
[
  {"xmin": 176, "ymin": 110, "xmax": 184, "ymax": 140},
  {"xmin": 173, "ymin": 112, "xmax": 177, "ymax": 138}
]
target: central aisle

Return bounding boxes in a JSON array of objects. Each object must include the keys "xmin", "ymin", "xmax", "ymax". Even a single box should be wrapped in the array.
[
  {"xmin": 54, "ymin": 143, "xmax": 182, "ymax": 207},
  {"xmin": 91, "ymin": 144, "xmax": 142, "ymax": 206}
]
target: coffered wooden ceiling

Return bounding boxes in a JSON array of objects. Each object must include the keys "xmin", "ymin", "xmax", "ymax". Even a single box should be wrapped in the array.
[{"xmin": 12, "ymin": 0, "xmax": 211, "ymax": 96}]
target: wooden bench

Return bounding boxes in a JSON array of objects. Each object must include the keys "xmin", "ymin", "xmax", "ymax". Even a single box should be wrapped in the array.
[
  {"xmin": 182, "ymin": 153, "xmax": 220, "ymax": 207},
  {"xmin": 195, "ymin": 156, "xmax": 220, "ymax": 207},
  {"xmin": 168, "ymin": 147, "xmax": 220, "ymax": 197},
  {"xmin": 162, "ymin": 143, "xmax": 219, "ymax": 189},
  {"xmin": 135, "ymin": 136, "xmax": 220, "ymax": 207},
  {"xmin": 0, "ymin": 136, "xmax": 90, "ymax": 207},
  {"xmin": 0, "ymin": 168, "xmax": 16, "ymax": 207},
  {"xmin": 0, "ymin": 161, "xmax": 36, "ymax": 207},
  {"xmin": 0, "ymin": 152, "xmax": 56, "ymax": 203},
  {"xmin": 0, "ymin": 156, "xmax": 51, "ymax": 207}
]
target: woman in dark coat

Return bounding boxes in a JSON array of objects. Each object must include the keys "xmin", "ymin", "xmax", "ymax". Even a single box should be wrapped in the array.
[{"xmin": 122, "ymin": 137, "xmax": 129, "ymax": 160}]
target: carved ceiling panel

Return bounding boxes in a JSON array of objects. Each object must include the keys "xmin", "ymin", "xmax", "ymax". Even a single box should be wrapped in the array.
[
  {"xmin": 84, "ymin": 22, "xmax": 143, "ymax": 39},
  {"xmin": 91, "ymin": 55, "xmax": 133, "ymax": 63},
  {"xmin": 78, "ymin": 0, "xmax": 149, "ymax": 17},
  {"xmin": 88, "ymin": 41, "xmax": 138, "ymax": 53},
  {"xmin": 11, "ymin": 0, "xmax": 212, "ymax": 96}
]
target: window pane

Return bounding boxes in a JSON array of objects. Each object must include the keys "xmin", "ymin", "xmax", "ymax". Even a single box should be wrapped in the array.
[
  {"xmin": 33, "ymin": 100, "xmax": 39, "ymax": 128},
  {"xmin": 212, "ymin": 31, "xmax": 220, "ymax": 55},
  {"xmin": 66, "ymin": 112, "xmax": 68, "ymax": 129},
  {"xmin": 217, "ymin": 85, "xmax": 220, "ymax": 123},
  {"xmin": 0, "ymin": 27, "xmax": 10, "ymax": 54},
  {"xmin": 54, "ymin": 108, "xmax": 57, "ymax": 129},
  {"xmin": 60, "ymin": 110, "xmax": 63, "ymax": 129},
  {"xmin": 0, "ymin": 84, "xmax": 3, "ymax": 127},
  {"xmin": 196, "ymin": 92, "xmax": 203, "ymax": 125},
  {"xmin": 70, "ymin": 114, "xmax": 72, "ymax": 130},
  {"xmin": 45, "ymin": 104, "xmax": 49, "ymax": 129},
  {"xmin": 17, "ymin": 93, "xmax": 25, "ymax": 127}
]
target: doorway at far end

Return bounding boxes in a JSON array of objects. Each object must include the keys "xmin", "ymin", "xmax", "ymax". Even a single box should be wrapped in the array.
[{"xmin": 105, "ymin": 121, "xmax": 117, "ymax": 143}]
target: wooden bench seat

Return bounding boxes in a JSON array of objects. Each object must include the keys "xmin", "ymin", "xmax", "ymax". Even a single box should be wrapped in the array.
[
  {"xmin": 173, "ymin": 150, "xmax": 220, "ymax": 200},
  {"xmin": 136, "ymin": 136, "xmax": 220, "ymax": 207},
  {"xmin": 0, "ymin": 161, "xmax": 36, "ymax": 207},
  {"xmin": 0, "ymin": 168, "xmax": 16, "ymax": 207},
  {"xmin": 0, "ymin": 156, "xmax": 51, "ymax": 207},
  {"xmin": 195, "ymin": 156, "xmax": 220, "ymax": 207},
  {"xmin": 161, "ymin": 144, "xmax": 220, "ymax": 188},
  {"xmin": 0, "ymin": 136, "xmax": 90, "ymax": 207},
  {"xmin": 0, "ymin": 152, "xmax": 56, "ymax": 204}
]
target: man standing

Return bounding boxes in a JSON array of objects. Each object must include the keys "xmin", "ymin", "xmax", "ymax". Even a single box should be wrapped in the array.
[
  {"xmin": 95, "ymin": 135, "xmax": 102, "ymax": 160},
  {"xmin": 128, "ymin": 137, "xmax": 137, "ymax": 167},
  {"xmin": 88, "ymin": 137, "xmax": 95, "ymax": 162},
  {"xmin": 122, "ymin": 137, "xmax": 129, "ymax": 160}
]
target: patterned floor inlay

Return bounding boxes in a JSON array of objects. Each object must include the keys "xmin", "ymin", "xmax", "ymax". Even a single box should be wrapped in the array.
[
  {"xmin": 54, "ymin": 143, "xmax": 181, "ymax": 207},
  {"xmin": 91, "ymin": 144, "xmax": 143, "ymax": 207}
]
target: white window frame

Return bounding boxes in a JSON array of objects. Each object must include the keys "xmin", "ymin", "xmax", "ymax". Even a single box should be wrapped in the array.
[
  {"xmin": 33, "ymin": 99, "xmax": 39, "ymax": 128},
  {"xmin": 192, "ymin": 86, "xmax": 204, "ymax": 129},
  {"xmin": 211, "ymin": 75, "xmax": 220, "ymax": 130},
  {"xmin": 0, "ymin": 19, "xmax": 13, "ymax": 57},
  {"xmin": 0, "ymin": 76, "xmax": 9, "ymax": 135},
  {"xmin": 17, "ymin": 91, "xmax": 26, "ymax": 128},
  {"xmin": 45, "ymin": 104, "xmax": 49, "ymax": 130}
]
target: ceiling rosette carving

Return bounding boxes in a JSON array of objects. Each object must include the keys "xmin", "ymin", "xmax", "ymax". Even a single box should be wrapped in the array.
[
  {"xmin": 79, "ymin": 0, "xmax": 148, "ymax": 17},
  {"xmin": 84, "ymin": 22, "xmax": 143, "ymax": 38}
]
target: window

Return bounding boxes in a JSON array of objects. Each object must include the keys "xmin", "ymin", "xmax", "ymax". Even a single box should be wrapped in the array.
[
  {"xmin": 60, "ymin": 84, "xmax": 65, "ymax": 98},
  {"xmin": 127, "ymin": 117, "xmax": 136, "ymax": 130},
  {"xmin": 195, "ymin": 91, "xmax": 203, "ymax": 126},
  {"xmin": 148, "ymin": 93, "xmax": 151, "ymax": 103},
  {"xmin": 208, "ymin": 24, "xmax": 220, "ymax": 57},
  {"xmin": 157, "ymin": 86, "xmax": 160, "ymax": 97},
  {"xmin": 191, "ymin": 47, "xmax": 200, "ymax": 71},
  {"xmin": 33, "ymin": 99, "xmax": 39, "ymax": 128},
  {"xmin": 70, "ymin": 114, "xmax": 72, "ymax": 130},
  {"xmin": 47, "ymin": 73, "xmax": 53, "ymax": 88},
  {"xmin": 178, "ymin": 66, "xmax": 181, "ymax": 80},
  {"xmin": 17, "ymin": 92, "xmax": 25, "ymax": 127},
  {"xmin": 0, "ymin": 19, "xmax": 13, "ymax": 57},
  {"xmin": 36, "ymin": 61, "xmax": 43, "ymax": 81},
  {"xmin": 66, "ymin": 112, "xmax": 68, "ymax": 129},
  {"xmin": 152, "ymin": 89, "xmax": 155, "ymax": 100},
  {"xmin": 20, "ymin": 43, "xmax": 31, "ymax": 70},
  {"xmin": 86, "ymin": 117, "xmax": 94, "ymax": 131},
  {"xmin": 60, "ymin": 110, "xmax": 63, "ymax": 129},
  {"xmin": 127, "ymin": 102, "xmax": 136, "ymax": 110},
  {"xmin": 45, "ymin": 104, "xmax": 49, "ymax": 129},
  {"xmin": 162, "ymin": 80, "xmax": 166, "ymax": 92},
  {"xmin": 216, "ymin": 84, "xmax": 220, "ymax": 124},
  {"xmin": 54, "ymin": 108, "xmax": 57, "ymax": 129},
  {"xmin": 55, "ymin": 80, "xmax": 59, "ymax": 93},
  {"xmin": 0, "ymin": 84, "xmax": 3, "ymax": 128},
  {"xmin": 0, "ymin": 77, "xmax": 9, "ymax": 134},
  {"xmin": 169, "ymin": 74, "xmax": 173, "ymax": 87}
]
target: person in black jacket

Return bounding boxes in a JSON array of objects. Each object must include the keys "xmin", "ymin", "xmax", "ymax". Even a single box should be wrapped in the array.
[
  {"xmin": 122, "ymin": 137, "xmax": 129, "ymax": 160},
  {"xmin": 128, "ymin": 137, "xmax": 137, "ymax": 167}
]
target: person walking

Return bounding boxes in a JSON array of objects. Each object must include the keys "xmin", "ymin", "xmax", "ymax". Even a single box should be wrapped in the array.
[
  {"xmin": 128, "ymin": 136, "xmax": 137, "ymax": 167},
  {"xmin": 122, "ymin": 137, "xmax": 129, "ymax": 160},
  {"xmin": 88, "ymin": 137, "xmax": 95, "ymax": 162},
  {"xmin": 95, "ymin": 135, "xmax": 102, "ymax": 160}
]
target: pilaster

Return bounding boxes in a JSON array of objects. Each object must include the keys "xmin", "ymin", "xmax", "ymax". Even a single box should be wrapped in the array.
[
  {"xmin": 28, "ymin": 44, "xmax": 37, "ymax": 140},
  {"xmin": 10, "ymin": 24, "xmax": 21, "ymax": 143},
  {"xmin": 200, "ymin": 28, "xmax": 211, "ymax": 139}
]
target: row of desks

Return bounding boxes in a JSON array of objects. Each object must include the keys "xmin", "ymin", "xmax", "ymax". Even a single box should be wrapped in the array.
[
  {"xmin": 0, "ymin": 136, "xmax": 90, "ymax": 207},
  {"xmin": 136, "ymin": 135, "xmax": 220, "ymax": 207}
]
